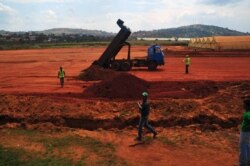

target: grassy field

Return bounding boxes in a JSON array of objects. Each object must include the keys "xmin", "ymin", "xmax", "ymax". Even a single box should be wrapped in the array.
[
  {"xmin": 0, "ymin": 128, "xmax": 127, "ymax": 166},
  {"xmin": 0, "ymin": 40, "xmax": 188, "ymax": 50}
]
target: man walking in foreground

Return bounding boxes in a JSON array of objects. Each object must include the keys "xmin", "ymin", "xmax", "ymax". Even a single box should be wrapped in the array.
[
  {"xmin": 239, "ymin": 98, "xmax": 250, "ymax": 166},
  {"xmin": 58, "ymin": 66, "xmax": 65, "ymax": 88},
  {"xmin": 184, "ymin": 55, "xmax": 191, "ymax": 74},
  {"xmin": 135, "ymin": 92, "xmax": 157, "ymax": 141}
]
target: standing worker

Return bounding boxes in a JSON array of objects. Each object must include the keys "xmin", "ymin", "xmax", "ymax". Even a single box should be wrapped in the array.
[
  {"xmin": 239, "ymin": 98, "xmax": 250, "ymax": 166},
  {"xmin": 184, "ymin": 55, "xmax": 191, "ymax": 74},
  {"xmin": 135, "ymin": 92, "xmax": 157, "ymax": 141},
  {"xmin": 58, "ymin": 66, "xmax": 65, "ymax": 88}
]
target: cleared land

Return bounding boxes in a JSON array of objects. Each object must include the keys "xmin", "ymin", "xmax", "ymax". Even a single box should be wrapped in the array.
[{"xmin": 0, "ymin": 46, "xmax": 249, "ymax": 165}]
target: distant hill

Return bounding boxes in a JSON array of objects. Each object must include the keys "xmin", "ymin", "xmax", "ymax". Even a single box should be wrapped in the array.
[
  {"xmin": 0, "ymin": 30, "xmax": 8, "ymax": 34},
  {"xmin": 132, "ymin": 24, "xmax": 249, "ymax": 38},
  {"xmin": 0, "ymin": 28, "xmax": 114, "ymax": 37},
  {"xmin": 41, "ymin": 28, "xmax": 114, "ymax": 36},
  {"xmin": 1, "ymin": 24, "xmax": 249, "ymax": 38}
]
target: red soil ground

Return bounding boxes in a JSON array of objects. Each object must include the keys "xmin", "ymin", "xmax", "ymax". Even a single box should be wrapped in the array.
[
  {"xmin": 0, "ymin": 46, "xmax": 249, "ymax": 165},
  {"xmin": 0, "ymin": 46, "xmax": 249, "ymax": 95}
]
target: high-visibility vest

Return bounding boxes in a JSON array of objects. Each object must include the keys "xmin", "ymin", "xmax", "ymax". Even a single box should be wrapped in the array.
[
  {"xmin": 185, "ymin": 57, "xmax": 190, "ymax": 65},
  {"xmin": 58, "ymin": 70, "xmax": 65, "ymax": 78}
]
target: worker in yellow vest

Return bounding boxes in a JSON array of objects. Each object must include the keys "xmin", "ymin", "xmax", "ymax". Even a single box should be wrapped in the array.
[
  {"xmin": 58, "ymin": 66, "xmax": 65, "ymax": 88},
  {"xmin": 184, "ymin": 55, "xmax": 191, "ymax": 74}
]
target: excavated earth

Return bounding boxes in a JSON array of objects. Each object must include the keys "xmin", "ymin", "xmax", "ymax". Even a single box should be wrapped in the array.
[
  {"xmin": 0, "ymin": 46, "xmax": 250, "ymax": 165},
  {"xmin": 0, "ymin": 81, "xmax": 248, "ymax": 130}
]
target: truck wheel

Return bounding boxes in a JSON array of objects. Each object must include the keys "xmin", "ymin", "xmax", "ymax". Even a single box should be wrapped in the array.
[
  {"xmin": 111, "ymin": 62, "xmax": 120, "ymax": 71},
  {"xmin": 148, "ymin": 61, "xmax": 157, "ymax": 71},
  {"xmin": 121, "ymin": 62, "xmax": 131, "ymax": 71}
]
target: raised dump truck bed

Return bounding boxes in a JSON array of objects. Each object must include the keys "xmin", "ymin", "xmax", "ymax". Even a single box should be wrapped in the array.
[
  {"xmin": 94, "ymin": 19, "xmax": 131, "ymax": 68},
  {"xmin": 93, "ymin": 19, "xmax": 164, "ymax": 71}
]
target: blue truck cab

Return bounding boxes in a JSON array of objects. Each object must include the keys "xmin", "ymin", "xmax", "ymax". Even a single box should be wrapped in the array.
[
  {"xmin": 148, "ymin": 45, "xmax": 165, "ymax": 65},
  {"xmin": 147, "ymin": 45, "xmax": 165, "ymax": 70}
]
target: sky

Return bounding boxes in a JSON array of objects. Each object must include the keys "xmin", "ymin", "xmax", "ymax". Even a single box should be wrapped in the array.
[{"xmin": 0, "ymin": 0, "xmax": 249, "ymax": 33}]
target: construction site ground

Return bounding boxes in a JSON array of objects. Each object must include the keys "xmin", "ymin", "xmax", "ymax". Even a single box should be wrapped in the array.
[{"xmin": 0, "ymin": 46, "xmax": 249, "ymax": 165}]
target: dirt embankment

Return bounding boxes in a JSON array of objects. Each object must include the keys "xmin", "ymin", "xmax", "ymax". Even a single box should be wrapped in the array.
[{"xmin": 0, "ymin": 81, "xmax": 249, "ymax": 131}]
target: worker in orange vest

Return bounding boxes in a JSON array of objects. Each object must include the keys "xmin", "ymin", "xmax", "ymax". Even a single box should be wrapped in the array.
[{"xmin": 58, "ymin": 66, "xmax": 65, "ymax": 88}]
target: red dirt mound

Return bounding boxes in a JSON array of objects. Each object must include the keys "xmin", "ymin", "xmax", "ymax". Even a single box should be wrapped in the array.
[
  {"xmin": 83, "ymin": 73, "xmax": 149, "ymax": 99},
  {"xmin": 78, "ymin": 65, "xmax": 118, "ymax": 81}
]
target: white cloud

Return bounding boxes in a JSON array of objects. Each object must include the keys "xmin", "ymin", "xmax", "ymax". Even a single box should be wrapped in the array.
[
  {"xmin": 43, "ymin": 10, "xmax": 57, "ymax": 20},
  {"xmin": 80, "ymin": 0, "xmax": 250, "ymax": 33},
  {"xmin": 0, "ymin": 0, "xmax": 249, "ymax": 32},
  {"xmin": 8, "ymin": 0, "xmax": 70, "ymax": 3},
  {"xmin": 0, "ymin": 2, "xmax": 16, "ymax": 14},
  {"xmin": 200, "ymin": 0, "xmax": 242, "ymax": 6},
  {"xmin": 132, "ymin": 0, "xmax": 155, "ymax": 5}
]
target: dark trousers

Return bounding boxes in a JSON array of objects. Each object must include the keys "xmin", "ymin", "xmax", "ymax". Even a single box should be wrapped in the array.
[
  {"xmin": 185, "ymin": 65, "xmax": 189, "ymax": 74},
  {"xmin": 138, "ymin": 116, "xmax": 156, "ymax": 139},
  {"xmin": 239, "ymin": 131, "xmax": 250, "ymax": 166},
  {"xmin": 59, "ymin": 78, "xmax": 64, "ymax": 87}
]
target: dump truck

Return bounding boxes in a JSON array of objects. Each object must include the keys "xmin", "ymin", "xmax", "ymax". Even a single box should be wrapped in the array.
[{"xmin": 93, "ymin": 19, "xmax": 165, "ymax": 71}]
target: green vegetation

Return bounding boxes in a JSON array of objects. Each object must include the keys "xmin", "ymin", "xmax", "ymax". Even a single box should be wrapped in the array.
[
  {"xmin": 3, "ymin": 128, "xmax": 39, "ymax": 136},
  {"xmin": 132, "ymin": 24, "xmax": 247, "ymax": 38},
  {"xmin": 0, "ymin": 145, "xmax": 73, "ymax": 166},
  {"xmin": 0, "ymin": 40, "xmax": 188, "ymax": 50},
  {"xmin": 0, "ymin": 146, "xmax": 20, "ymax": 166},
  {"xmin": 0, "ymin": 129, "xmax": 127, "ymax": 166},
  {"xmin": 0, "ymin": 42, "xmax": 110, "ymax": 50},
  {"xmin": 35, "ymin": 135, "xmax": 125, "ymax": 166},
  {"xmin": 129, "ymin": 40, "xmax": 188, "ymax": 46}
]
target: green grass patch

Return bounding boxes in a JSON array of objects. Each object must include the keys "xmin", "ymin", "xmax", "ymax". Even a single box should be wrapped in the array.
[
  {"xmin": 0, "ymin": 145, "xmax": 73, "ymax": 166},
  {"xmin": 35, "ymin": 135, "xmax": 126, "ymax": 166},
  {"xmin": 129, "ymin": 40, "xmax": 188, "ymax": 46},
  {"xmin": 0, "ymin": 145, "xmax": 21, "ymax": 166},
  {"xmin": 0, "ymin": 40, "xmax": 188, "ymax": 50},
  {"xmin": 1, "ymin": 128, "xmax": 39, "ymax": 137},
  {"xmin": 22, "ymin": 157, "xmax": 73, "ymax": 166},
  {"xmin": 0, "ymin": 128, "xmax": 127, "ymax": 165},
  {"xmin": 0, "ymin": 42, "xmax": 109, "ymax": 50}
]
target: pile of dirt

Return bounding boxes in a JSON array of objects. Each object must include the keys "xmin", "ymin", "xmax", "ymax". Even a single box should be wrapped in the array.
[
  {"xmin": 78, "ymin": 65, "xmax": 118, "ymax": 81},
  {"xmin": 83, "ymin": 73, "xmax": 149, "ymax": 99}
]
